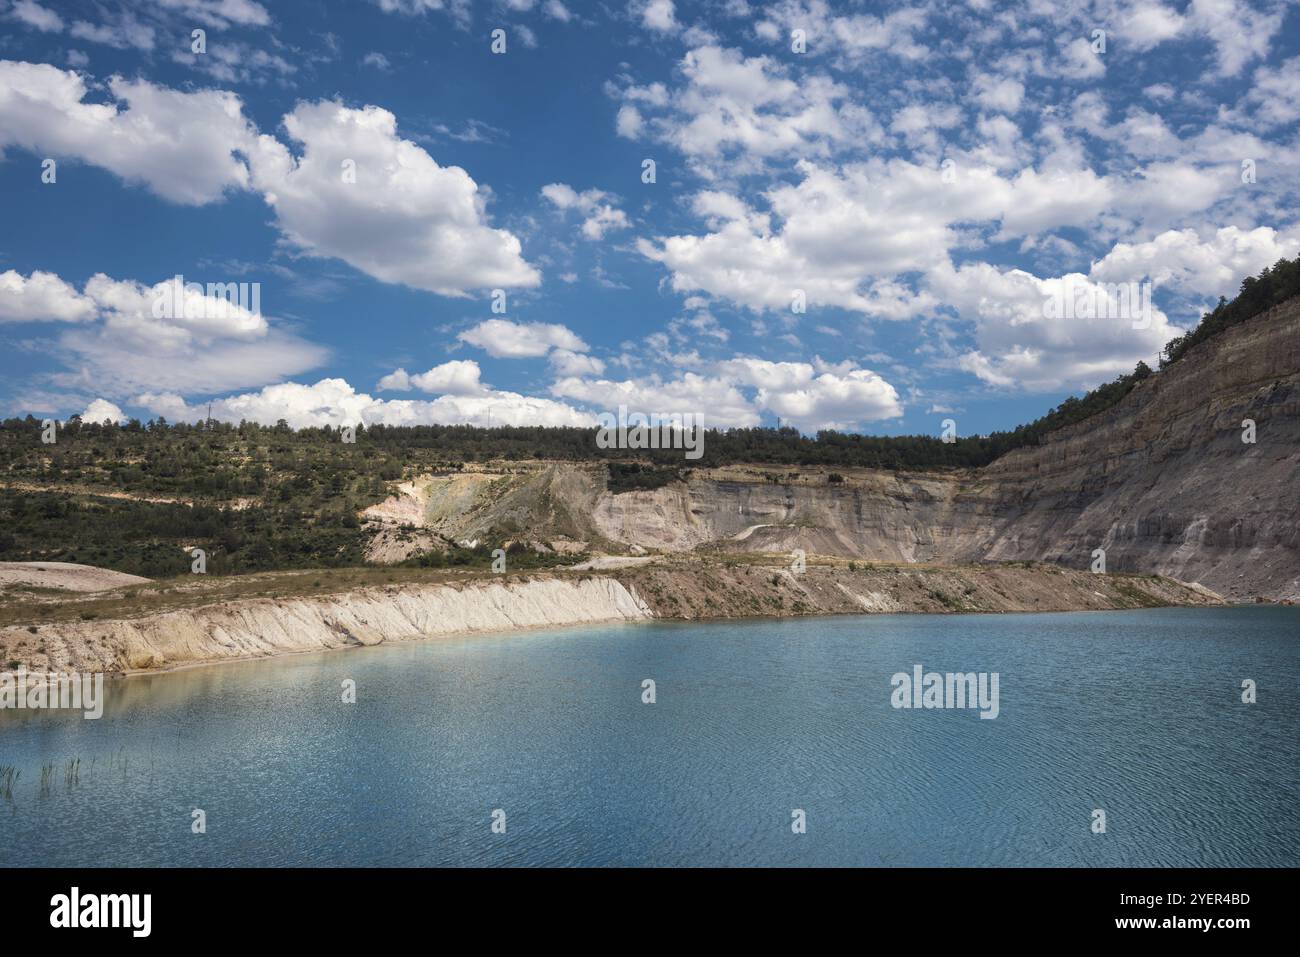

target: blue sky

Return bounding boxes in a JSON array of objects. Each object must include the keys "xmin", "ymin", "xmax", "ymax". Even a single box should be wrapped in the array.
[{"xmin": 1, "ymin": 0, "xmax": 1298, "ymax": 437}]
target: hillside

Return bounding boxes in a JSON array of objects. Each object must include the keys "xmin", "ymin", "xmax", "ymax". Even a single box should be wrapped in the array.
[
  {"xmin": 355, "ymin": 294, "xmax": 1300, "ymax": 599},
  {"xmin": 1, "ymin": 275, "xmax": 1297, "ymax": 600},
  {"xmin": 976, "ymin": 295, "xmax": 1300, "ymax": 598}
]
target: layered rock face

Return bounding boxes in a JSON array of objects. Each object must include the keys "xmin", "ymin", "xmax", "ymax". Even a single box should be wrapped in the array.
[
  {"xmin": 591, "ymin": 470, "xmax": 976, "ymax": 562},
  {"xmin": 2, "ymin": 576, "xmax": 653, "ymax": 674},
  {"xmin": 975, "ymin": 297, "xmax": 1300, "ymax": 599},
  {"xmin": 363, "ymin": 298, "xmax": 1297, "ymax": 600},
  {"xmin": 590, "ymin": 298, "xmax": 1300, "ymax": 599},
  {"xmin": 615, "ymin": 561, "xmax": 1222, "ymax": 620}
]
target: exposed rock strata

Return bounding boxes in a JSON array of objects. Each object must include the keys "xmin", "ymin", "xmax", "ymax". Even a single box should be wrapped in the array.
[
  {"xmin": 0, "ymin": 563, "xmax": 1220, "ymax": 675},
  {"xmin": 589, "ymin": 298, "xmax": 1300, "ymax": 599},
  {"xmin": 1, "ymin": 576, "xmax": 651, "ymax": 674}
]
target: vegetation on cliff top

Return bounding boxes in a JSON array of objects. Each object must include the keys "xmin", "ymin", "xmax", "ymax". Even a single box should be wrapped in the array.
[
  {"xmin": 4, "ymin": 257, "xmax": 1291, "ymax": 476},
  {"xmin": 0, "ymin": 257, "xmax": 1294, "ymax": 577},
  {"xmin": 1160, "ymin": 255, "xmax": 1300, "ymax": 367}
]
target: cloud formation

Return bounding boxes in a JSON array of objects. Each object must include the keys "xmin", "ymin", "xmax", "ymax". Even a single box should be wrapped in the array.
[
  {"xmin": 540, "ymin": 183, "xmax": 630, "ymax": 240},
  {"xmin": 136, "ymin": 378, "xmax": 595, "ymax": 429},
  {"xmin": 0, "ymin": 60, "xmax": 258, "ymax": 204},
  {"xmin": 1, "ymin": 268, "xmax": 325, "ymax": 396},
  {"xmin": 458, "ymin": 319, "xmax": 588, "ymax": 358},
  {"xmin": 251, "ymin": 101, "xmax": 540, "ymax": 296},
  {"xmin": 0, "ymin": 63, "xmax": 539, "ymax": 296},
  {"xmin": 0, "ymin": 270, "xmax": 96, "ymax": 322},
  {"xmin": 377, "ymin": 359, "xmax": 488, "ymax": 395}
]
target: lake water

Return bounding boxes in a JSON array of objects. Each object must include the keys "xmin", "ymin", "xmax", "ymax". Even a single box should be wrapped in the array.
[{"xmin": 1, "ymin": 606, "xmax": 1296, "ymax": 867}]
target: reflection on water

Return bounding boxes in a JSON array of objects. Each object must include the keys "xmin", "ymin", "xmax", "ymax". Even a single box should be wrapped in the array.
[{"xmin": 1, "ymin": 606, "xmax": 1297, "ymax": 867}]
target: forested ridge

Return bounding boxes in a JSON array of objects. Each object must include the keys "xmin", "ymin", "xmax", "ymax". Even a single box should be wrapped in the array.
[{"xmin": 1, "ymin": 257, "xmax": 1295, "ymax": 577}]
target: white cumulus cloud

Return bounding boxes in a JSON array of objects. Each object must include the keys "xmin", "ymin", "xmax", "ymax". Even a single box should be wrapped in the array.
[
  {"xmin": 551, "ymin": 355, "xmax": 902, "ymax": 432},
  {"xmin": 0, "ymin": 60, "xmax": 258, "ymax": 205},
  {"xmin": 540, "ymin": 183, "xmax": 630, "ymax": 240},
  {"xmin": 250, "ymin": 101, "xmax": 540, "ymax": 296},
  {"xmin": 613, "ymin": 45, "xmax": 883, "ymax": 176},
  {"xmin": 137, "ymin": 378, "xmax": 595, "ymax": 429},
  {"xmin": 10, "ymin": 1, "xmax": 64, "ymax": 32},
  {"xmin": 1090, "ymin": 226, "xmax": 1300, "ymax": 298},
  {"xmin": 15, "ymin": 269, "xmax": 328, "ymax": 396},
  {"xmin": 79, "ymin": 398, "xmax": 126, "ymax": 424},
  {"xmin": 638, "ymin": 0, "xmax": 678, "ymax": 33},
  {"xmin": 0, "ymin": 270, "xmax": 96, "ymax": 322},
  {"xmin": 0, "ymin": 64, "xmax": 539, "ymax": 297},
  {"xmin": 377, "ymin": 359, "xmax": 488, "ymax": 395},
  {"xmin": 458, "ymin": 319, "xmax": 588, "ymax": 358},
  {"xmin": 930, "ymin": 260, "xmax": 1185, "ymax": 392}
]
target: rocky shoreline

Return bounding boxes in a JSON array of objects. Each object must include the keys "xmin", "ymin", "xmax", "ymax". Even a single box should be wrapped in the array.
[{"xmin": 0, "ymin": 560, "xmax": 1222, "ymax": 676}]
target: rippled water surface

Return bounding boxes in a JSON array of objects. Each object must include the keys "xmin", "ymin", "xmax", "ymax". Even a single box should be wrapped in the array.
[{"xmin": 1, "ymin": 606, "xmax": 1296, "ymax": 866}]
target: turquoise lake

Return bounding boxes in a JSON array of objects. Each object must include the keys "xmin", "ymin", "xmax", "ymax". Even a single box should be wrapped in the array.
[{"xmin": 1, "ymin": 606, "xmax": 1296, "ymax": 866}]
